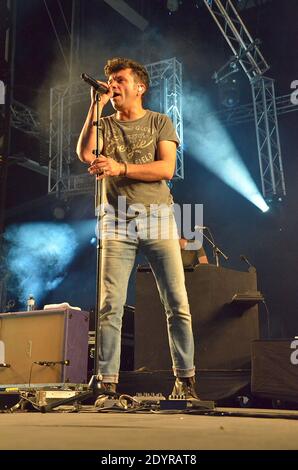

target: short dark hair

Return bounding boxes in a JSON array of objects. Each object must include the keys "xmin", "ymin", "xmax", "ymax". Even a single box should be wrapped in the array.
[{"xmin": 104, "ymin": 57, "xmax": 150, "ymax": 93}]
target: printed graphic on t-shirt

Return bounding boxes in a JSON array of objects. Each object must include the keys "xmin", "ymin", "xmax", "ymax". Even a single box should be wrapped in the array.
[{"xmin": 104, "ymin": 124, "xmax": 154, "ymax": 164}]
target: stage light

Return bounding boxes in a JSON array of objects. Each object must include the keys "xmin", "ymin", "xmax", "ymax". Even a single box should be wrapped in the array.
[
  {"xmin": 167, "ymin": 0, "xmax": 179, "ymax": 13},
  {"xmin": 219, "ymin": 76, "xmax": 240, "ymax": 108},
  {"xmin": 256, "ymin": 198, "xmax": 269, "ymax": 213},
  {"xmin": 52, "ymin": 201, "xmax": 69, "ymax": 220},
  {"xmin": 266, "ymin": 195, "xmax": 283, "ymax": 204},
  {"xmin": 263, "ymin": 194, "xmax": 283, "ymax": 215},
  {"xmin": 183, "ymin": 90, "xmax": 268, "ymax": 212},
  {"xmin": 53, "ymin": 206, "xmax": 66, "ymax": 220}
]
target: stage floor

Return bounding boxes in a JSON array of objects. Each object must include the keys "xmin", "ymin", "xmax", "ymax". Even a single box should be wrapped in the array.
[{"xmin": 1, "ymin": 407, "xmax": 298, "ymax": 450}]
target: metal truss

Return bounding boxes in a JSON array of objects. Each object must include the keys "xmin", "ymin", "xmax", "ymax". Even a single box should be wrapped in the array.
[
  {"xmin": 204, "ymin": 0, "xmax": 269, "ymax": 81},
  {"xmin": 48, "ymin": 81, "xmax": 94, "ymax": 196},
  {"xmin": 48, "ymin": 57, "xmax": 184, "ymax": 197},
  {"xmin": 145, "ymin": 58, "xmax": 184, "ymax": 180},
  {"xmin": 5, "ymin": 0, "xmax": 75, "ymax": 183},
  {"xmin": 204, "ymin": 0, "xmax": 286, "ymax": 199},
  {"xmin": 207, "ymin": 93, "xmax": 298, "ymax": 127},
  {"xmin": 251, "ymin": 76, "xmax": 286, "ymax": 199},
  {"xmin": 0, "ymin": 0, "xmax": 14, "ymax": 235},
  {"xmin": 10, "ymin": 100, "xmax": 41, "ymax": 136}
]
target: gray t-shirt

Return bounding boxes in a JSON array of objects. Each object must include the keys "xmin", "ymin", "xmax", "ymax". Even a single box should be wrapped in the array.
[{"xmin": 100, "ymin": 110, "xmax": 179, "ymax": 212}]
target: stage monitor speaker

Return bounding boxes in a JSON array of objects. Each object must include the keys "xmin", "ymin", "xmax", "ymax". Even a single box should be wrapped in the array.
[
  {"xmin": 251, "ymin": 340, "xmax": 298, "ymax": 403},
  {"xmin": 135, "ymin": 265, "xmax": 260, "ymax": 371},
  {"xmin": 0, "ymin": 308, "xmax": 89, "ymax": 385}
]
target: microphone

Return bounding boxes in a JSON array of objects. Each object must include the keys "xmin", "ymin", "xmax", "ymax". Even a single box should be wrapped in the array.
[
  {"xmin": 240, "ymin": 254, "xmax": 256, "ymax": 272},
  {"xmin": 34, "ymin": 360, "xmax": 70, "ymax": 366},
  {"xmin": 240, "ymin": 254, "xmax": 251, "ymax": 266},
  {"xmin": 81, "ymin": 73, "xmax": 110, "ymax": 94}
]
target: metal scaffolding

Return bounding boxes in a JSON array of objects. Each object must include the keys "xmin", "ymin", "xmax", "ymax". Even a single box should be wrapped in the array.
[
  {"xmin": 6, "ymin": 0, "xmax": 289, "ymax": 201},
  {"xmin": 206, "ymin": 93, "xmax": 297, "ymax": 127},
  {"xmin": 12, "ymin": 86, "xmax": 296, "ymax": 193},
  {"xmin": 204, "ymin": 0, "xmax": 286, "ymax": 199},
  {"xmin": 145, "ymin": 58, "xmax": 184, "ymax": 181},
  {"xmin": 0, "ymin": 0, "xmax": 14, "ymax": 229},
  {"xmin": 204, "ymin": 0, "xmax": 269, "ymax": 81},
  {"xmin": 0, "ymin": 0, "xmax": 15, "ymax": 311},
  {"xmin": 11, "ymin": 100, "xmax": 41, "ymax": 136},
  {"xmin": 251, "ymin": 76, "xmax": 286, "ymax": 198},
  {"xmin": 48, "ymin": 82, "xmax": 85, "ymax": 197},
  {"xmin": 48, "ymin": 57, "xmax": 184, "ymax": 197}
]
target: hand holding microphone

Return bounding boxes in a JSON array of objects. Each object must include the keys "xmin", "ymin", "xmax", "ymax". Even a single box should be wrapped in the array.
[
  {"xmin": 81, "ymin": 73, "xmax": 113, "ymax": 105},
  {"xmin": 81, "ymin": 73, "xmax": 110, "ymax": 93}
]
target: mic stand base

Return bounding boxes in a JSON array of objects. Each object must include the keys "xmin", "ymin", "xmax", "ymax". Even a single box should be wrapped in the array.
[{"xmin": 38, "ymin": 375, "xmax": 118, "ymax": 413}]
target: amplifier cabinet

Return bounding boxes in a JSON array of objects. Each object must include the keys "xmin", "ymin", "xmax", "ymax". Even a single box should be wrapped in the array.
[
  {"xmin": 0, "ymin": 309, "xmax": 89, "ymax": 385},
  {"xmin": 251, "ymin": 340, "xmax": 298, "ymax": 402},
  {"xmin": 135, "ymin": 265, "xmax": 260, "ymax": 371}
]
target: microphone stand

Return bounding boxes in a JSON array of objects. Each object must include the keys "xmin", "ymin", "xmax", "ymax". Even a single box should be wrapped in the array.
[
  {"xmin": 92, "ymin": 92, "xmax": 105, "ymax": 389},
  {"xmin": 36, "ymin": 94, "xmax": 108, "ymax": 413},
  {"xmin": 240, "ymin": 254, "xmax": 256, "ymax": 273},
  {"xmin": 197, "ymin": 226, "xmax": 228, "ymax": 267}
]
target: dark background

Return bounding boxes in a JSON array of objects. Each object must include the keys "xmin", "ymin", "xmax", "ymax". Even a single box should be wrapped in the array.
[{"xmin": 4, "ymin": 0, "xmax": 298, "ymax": 337}]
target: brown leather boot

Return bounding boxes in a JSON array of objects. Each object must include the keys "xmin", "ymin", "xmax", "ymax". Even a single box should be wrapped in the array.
[
  {"xmin": 171, "ymin": 376, "xmax": 199, "ymax": 400},
  {"xmin": 94, "ymin": 382, "xmax": 117, "ymax": 407}
]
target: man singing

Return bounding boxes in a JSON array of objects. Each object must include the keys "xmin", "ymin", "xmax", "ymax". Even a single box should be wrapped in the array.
[{"xmin": 76, "ymin": 57, "xmax": 199, "ymax": 402}]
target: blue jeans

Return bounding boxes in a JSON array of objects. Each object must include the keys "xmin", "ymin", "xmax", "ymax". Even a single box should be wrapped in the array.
[{"xmin": 97, "ymin": 206, "xmax": 195, "ymax": 383}]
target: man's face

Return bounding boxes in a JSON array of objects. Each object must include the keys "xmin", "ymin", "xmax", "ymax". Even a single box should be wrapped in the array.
[{"xmin": 108, "ymin": 68, "xmax": 142, "ymax": 110}]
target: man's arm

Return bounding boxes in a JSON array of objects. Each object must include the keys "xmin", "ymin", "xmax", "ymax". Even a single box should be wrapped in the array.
[
  {"xmin": 127, "ymin": 140, "xmax": 176, "ymax": 180},
  {"xmin": 76, "ymin": 102, "xmax": 103, "ymax": 164},
  {"xmin": 88, "ymin": 140, "xmax": 177, "ymax": 181},
  {"xmin": 76, "ymin": 85, "xmax": 112, "ymax": 164}
]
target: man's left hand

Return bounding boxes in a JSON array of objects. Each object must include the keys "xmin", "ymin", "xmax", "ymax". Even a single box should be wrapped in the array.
[{"xmin": 88, "ymin": 155, "xmax": 123, "ymax": 179}]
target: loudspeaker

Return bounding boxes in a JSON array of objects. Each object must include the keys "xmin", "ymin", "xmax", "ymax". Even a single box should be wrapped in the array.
[
  {"xmin": 135, "ymin": 265, "xmax": 260, "ymax": 371},
  {"xmin": 251, "ymin": 340, "xmax": 298, "ymax": 403},
  {"xmin": 0, "ymin": 308, "xmax": 89, "ymax": 385}
]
